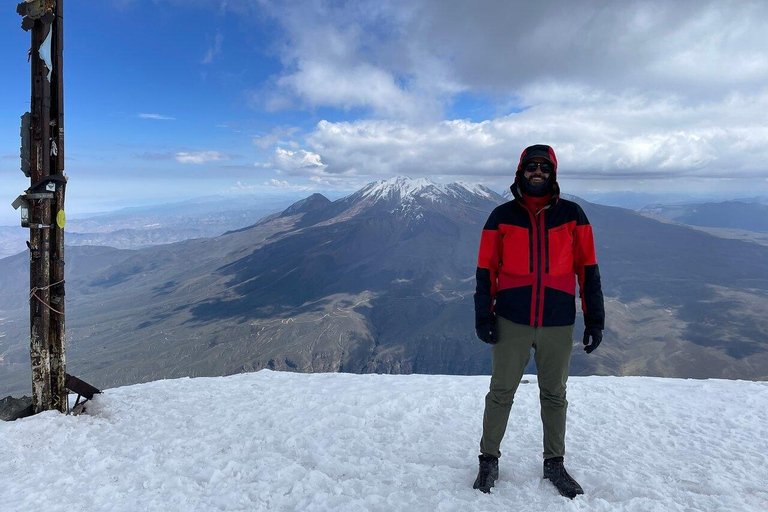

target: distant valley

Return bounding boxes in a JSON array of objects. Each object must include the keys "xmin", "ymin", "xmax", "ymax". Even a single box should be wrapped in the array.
[
  {"xmin": 0, "ymin": 195, "xmax": 297, "ymax": 259},
  {"xmin": 641, "ymin": 200, "xmax": 768, "ymax": 233}
]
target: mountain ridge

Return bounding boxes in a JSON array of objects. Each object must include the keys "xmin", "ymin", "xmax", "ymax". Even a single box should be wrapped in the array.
[{"xmin": 1, "ymin": 176, "xmax": 767, "ymax": 396}]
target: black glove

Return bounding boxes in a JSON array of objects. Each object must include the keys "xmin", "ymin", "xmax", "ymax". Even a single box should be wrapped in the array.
[
  {"xmin": 476, "ymin": 320, "xmax": 497, "ymax": 345},
  {"xmin": 582, "ymin": 326, "xmax": 602, "ymax": 354}
]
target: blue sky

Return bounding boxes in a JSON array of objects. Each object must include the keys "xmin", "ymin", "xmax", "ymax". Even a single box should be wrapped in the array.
[
  {"xmin": 2, "ymin": 0, "xmax": 768, "ymax": 224},
  {"xmin": 2, "ymin": 1, "xmax": 318, "ymax": 220}
]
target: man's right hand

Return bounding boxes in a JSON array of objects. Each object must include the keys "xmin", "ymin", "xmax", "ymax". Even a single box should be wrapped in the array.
[{"xmin": 475, "ymin": 321, "xmax": 498, "ymax": 345}]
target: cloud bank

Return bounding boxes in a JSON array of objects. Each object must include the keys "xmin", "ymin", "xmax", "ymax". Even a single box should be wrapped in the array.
[
  {"xmin": 122, "ymin": 0, "xmax": 768, "ymax": 196},
  {"xmin": 139, "ymin": 113, "xmax": 176, "ymax": 121},
  {"xmin": 175, "ymin": 151, "xmax": 230, "ymax": 164},
  {"xmin": 246, "ymin": 0, "xmax": 768, "ymax": 193}
]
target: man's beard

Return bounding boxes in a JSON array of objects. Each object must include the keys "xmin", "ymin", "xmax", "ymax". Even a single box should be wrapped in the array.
[{"xmin": 521, "ymin": 175, "xmax": 553, "ymax": 197}]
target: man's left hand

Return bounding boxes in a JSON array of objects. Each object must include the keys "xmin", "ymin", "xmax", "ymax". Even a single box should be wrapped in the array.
[{"xmin": 583, "ymin": 327, "xmax": 602, "ymax": 354}]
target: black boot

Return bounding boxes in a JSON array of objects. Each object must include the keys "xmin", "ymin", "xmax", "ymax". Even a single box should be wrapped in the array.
[
  {"xmin": 543, "ymin": 456, "xmax": 584, "ymax": 499},
  {"xmin": 472, "ymin": 454, "xmax": 499, "ymax": 493}
]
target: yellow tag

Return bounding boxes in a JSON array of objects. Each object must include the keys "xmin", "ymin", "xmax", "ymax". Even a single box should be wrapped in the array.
[{"xmin": 56, "ymin": 210, "xmax": 66, "ymax": 229}]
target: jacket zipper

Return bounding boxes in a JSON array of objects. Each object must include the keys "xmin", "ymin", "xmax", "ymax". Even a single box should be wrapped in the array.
[
  {"xmin": 529, "ymin": 223, "xmax": 534, "ymax": 273},
  {"xmin": 534, "ymin": 210, "xmax": 544, "ymax": 327},
  {"xmin": 544, "ymin": 220, "xmax": 550, "ymax": 274}
]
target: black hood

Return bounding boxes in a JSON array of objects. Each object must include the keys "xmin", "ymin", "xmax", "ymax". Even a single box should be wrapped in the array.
[{"xmin": 510, "ymin": 144, "xmax": 560, "ymax": 206}]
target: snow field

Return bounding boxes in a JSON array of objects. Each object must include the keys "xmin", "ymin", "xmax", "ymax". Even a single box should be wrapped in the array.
[{"xmin": 1, "ymin": 370, "xmax": 767, "ymax": 511}]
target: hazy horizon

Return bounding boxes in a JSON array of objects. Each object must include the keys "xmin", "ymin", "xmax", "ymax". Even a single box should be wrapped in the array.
[{"xmin": 3, "ymin": 179, "xmax": 768, "ymax": 227}]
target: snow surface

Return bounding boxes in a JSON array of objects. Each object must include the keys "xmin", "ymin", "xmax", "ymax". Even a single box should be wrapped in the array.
[{"xmin": 2, "ymin": 371, "xmax": 767, "ymax": 512}]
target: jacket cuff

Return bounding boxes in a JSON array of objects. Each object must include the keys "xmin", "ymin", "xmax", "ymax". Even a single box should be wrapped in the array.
[
  {"xmin": 475, "ymin": 313, "xmax": 496, "ymax": 329},
  {"xmin": 585, "ymin": 321, "xmax": 604, "ymax": 330}
]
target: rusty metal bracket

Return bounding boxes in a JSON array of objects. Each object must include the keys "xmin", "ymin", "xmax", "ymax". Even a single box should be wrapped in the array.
[
  {"xmin": 17, "ymin": 1, "xmax": 56, "ymax": 31},
  {"xmin": 65, "ymin": 373, "xmax": 101, "ymax": 415},
  {"xmin": 29, "ymin": 172, "xmax": 66, "ymax": 194},
  {"xmin": 17, "ymin": 0, "xmax": 54, "ymax": 19}
]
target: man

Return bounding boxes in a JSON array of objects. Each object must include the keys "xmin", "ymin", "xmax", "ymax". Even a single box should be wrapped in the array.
[{"xmin": 472, "ymin": 144, "xmax": 605, "ymax": 499}]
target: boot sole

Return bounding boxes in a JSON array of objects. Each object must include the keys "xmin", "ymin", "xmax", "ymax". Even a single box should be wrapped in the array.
[
  {"xmin": 473, "ymin": 478, "xmax": 495, "ymax": 493},
  {"xmin": 543, "ymin": 476, "xmax": 584, "ymax": 499}
]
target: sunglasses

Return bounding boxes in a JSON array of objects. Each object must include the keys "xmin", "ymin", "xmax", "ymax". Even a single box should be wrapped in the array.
[{"xmin": 523, "ymin": 162, "xmax": 553, "ymax": 173}]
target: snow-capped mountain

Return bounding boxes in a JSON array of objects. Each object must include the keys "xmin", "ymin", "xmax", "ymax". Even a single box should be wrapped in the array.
[
  {"xmin": 0, "ymin": 176, "xmax": 503, "ymax": 395},
  {"xmin": 2, "ymin": 176, "xmax": 768, "ymax": 397},
  {"xmin": 352, "ymin": 175, "xmax": 496, "ymax": 204},
  {"xmin": 249, "ymin": 175, "xmax": 504, "ymax": 232},
  {"xmin": 2, "ymin": 371, "xmax": 766, "ymax": 511},
  {"xmin": 333, "ymin": 175, "xmax": 502, "ymax": 220}
]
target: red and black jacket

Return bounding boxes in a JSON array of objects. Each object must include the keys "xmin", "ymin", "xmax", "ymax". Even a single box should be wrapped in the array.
[{"xmin": 474, "ymin": 168, "xmax": 605, "ymax": 330}]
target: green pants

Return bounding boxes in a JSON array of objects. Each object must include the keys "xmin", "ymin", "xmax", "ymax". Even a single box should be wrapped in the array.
[{"xmin": 480, "ymin": 316, "xmax": 575, "ymax": 460}]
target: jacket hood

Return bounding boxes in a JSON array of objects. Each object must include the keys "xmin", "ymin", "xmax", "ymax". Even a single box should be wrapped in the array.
[{"xmin": 510, "ymin": 144, "xmax": 560, "ymax": 206}]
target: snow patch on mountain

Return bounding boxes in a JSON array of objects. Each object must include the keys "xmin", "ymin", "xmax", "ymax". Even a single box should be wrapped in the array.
[
  {"xmin": 358, "ymin": 176, "xmax": 437, "ymax": 202},
  {"xmin": 355, "ymin": 175, "xmax": 496, "ymax": 205},
  {"xmin": 345, "ymin": 176, "xmax": 501, "ymax": 220},
  {"xmin": 451, "ymin": 181, "xmax": 495, "ymax": 200}
]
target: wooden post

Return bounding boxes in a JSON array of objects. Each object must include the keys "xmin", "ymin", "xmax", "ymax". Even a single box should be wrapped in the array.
[
  {"xmin": 49, "ymin": 0, "xmax": 67, "ymax": 413},
  {"xmin": 29, "ymin": 14, "xmax": 53, "ymax": 413},
  {"xmin": 19, "ymin": 0, "xmax": 67, "ymax": 414}
]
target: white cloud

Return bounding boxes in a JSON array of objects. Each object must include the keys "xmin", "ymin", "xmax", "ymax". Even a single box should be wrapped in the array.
[
  {"xmin": 275, "ymin": 60, "xmax": 440, "ymax": 120},
  {"xmin": 264, "ymin": 179, "xmax": 290, "ymax": 187},
  {"xmin": 139, "ymin": 113, "xmax": 176, "ymax": 120},
  {"xmin": 255, "ymin": 147, "xmax": 366, "ymax": 188},
  {"xmin": 250, "ymin": 0, "xmax": 768, "ymax": 120},
  {"xmin": 269, "ymin": 148, "xmax": 327, "ymax": 174},
  {"xmin": 175, "ymin": 151, "xmax": 229, "ymax": 164},
  {"xmin": 148, "ymin": 1, "xmax": 768, "ymax": 114},
  {"xmin": 253, "ymin": 126, "xmax": 301, "ymax": 149},
  {"xmin": 292, "ymin": 87, "xmax": 768, "ymax": 188},
  {"xmin": 231, "ymin": 180, "xmax": 313, "ymax": 192},
  {"xmin": 308, "ymin": 175, "xmax": 349, "ymax": 187},
  {"xmin": 202, "ymin": 31, "xmax": 223, "ymax": 65},
  {"xmin": 252, "ymin": 1, "xmax": 451, "ymax": 120},
  {"xmin": 231, "ymin": 181, "xmax": 258, "ymax": 192},
  {"xmin": 135, "ymin": 0, "xmax": 768, "ymax": 197},
  {"xmin": 146, "ymin": 1, "xmax": 768, "ymax": 121}
]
